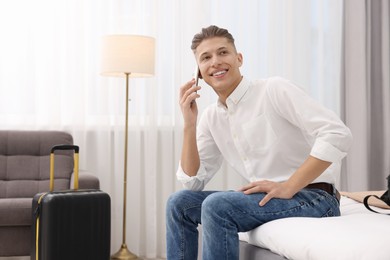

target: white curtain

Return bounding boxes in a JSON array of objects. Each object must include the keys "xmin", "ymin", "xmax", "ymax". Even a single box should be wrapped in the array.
[
  {"xmin": 341, "ymin": 0, "xmax": 390, "ymax": 191},
  {"xmin": 0, "ymin": 0, "xmax": 342, "ymax": 258}
]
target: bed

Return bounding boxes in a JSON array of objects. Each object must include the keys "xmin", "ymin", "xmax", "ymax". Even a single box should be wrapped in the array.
[{"xmin": 239, "ymin": 191, "xmax": 390, "ymax": 260}]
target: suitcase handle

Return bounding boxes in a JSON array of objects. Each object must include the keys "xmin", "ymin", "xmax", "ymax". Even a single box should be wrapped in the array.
[
  {"xmin": 50, "ymin": 144, "xmax": 79, "ymax": 191},
  {"xmin": 51, "ymin": 144, "xmax": 80, "ymax": 153}
]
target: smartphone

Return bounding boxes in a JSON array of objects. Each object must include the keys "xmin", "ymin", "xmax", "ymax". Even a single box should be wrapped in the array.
[
  {"xmin": 193, "ymin": 66, "xmax": 200, "ymax": 86},
  {"xmin": 191, "ymin": 66, "xmax": 200, "ymax": 107}
]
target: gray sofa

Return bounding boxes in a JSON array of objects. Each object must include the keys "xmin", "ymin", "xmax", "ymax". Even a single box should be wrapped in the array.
[{"xmin": 0, "ymin": 130, "xmax": 100, "ymax": 257}]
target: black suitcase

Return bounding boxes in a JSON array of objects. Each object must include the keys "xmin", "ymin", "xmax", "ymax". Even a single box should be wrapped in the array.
[{"xmin": 31, "ymin": 145, "xmax": 111, "ymax": 260}]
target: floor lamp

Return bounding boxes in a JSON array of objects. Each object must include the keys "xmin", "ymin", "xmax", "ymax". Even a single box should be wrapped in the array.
[{"xmin": 100, "ymin": 35, "xmax": 155, "ymax": 260}]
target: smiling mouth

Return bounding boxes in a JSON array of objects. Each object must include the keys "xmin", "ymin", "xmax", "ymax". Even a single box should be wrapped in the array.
[{"xmin": 212, "ymin": 70, "xmax": 228, "ymax": 77}]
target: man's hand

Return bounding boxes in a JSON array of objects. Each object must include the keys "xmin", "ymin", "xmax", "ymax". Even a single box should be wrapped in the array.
[
  {"xmin": 239, "ymin": 156, "xmax": 332, "ymax": 206},
  {"xmin": 238, "ymin": 180, "xmax": 296, "ymax": 206},
  {"xmin": 179, "ymin": 79, "xmax": 201, "ymax": 127}
]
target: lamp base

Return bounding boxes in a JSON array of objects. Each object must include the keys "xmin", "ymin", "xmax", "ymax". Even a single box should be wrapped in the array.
[{"xmin": 111, "ymin": 244, "xmax": 139, "ymax": 260}]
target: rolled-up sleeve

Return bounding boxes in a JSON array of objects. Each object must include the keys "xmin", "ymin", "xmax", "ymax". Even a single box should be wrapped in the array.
[
  {"xmin": 176, "ymin": 162, "xmax": 209, "ymax": 191},
  {"xmin": 310, "ymin": 137, "xmax": 351, "ymax": 162}
]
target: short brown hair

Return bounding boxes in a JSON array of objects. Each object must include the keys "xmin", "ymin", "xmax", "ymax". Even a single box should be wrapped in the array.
[{"xmin": 191, "ymin": 25, "xmax": 236, "ymax": 52}]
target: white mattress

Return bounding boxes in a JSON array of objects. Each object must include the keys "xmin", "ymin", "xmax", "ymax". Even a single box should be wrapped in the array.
[{"xmin": 239, "ymin": 196, "xmax": 390, "ymax": 260}]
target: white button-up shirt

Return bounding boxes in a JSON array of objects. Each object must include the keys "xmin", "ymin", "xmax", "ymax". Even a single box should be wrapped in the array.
[{"xmin": 177, "ymin": 76, "xmax": 352, "ymax": 191}]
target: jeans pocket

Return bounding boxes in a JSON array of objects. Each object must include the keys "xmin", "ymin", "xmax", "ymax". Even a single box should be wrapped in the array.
[{"xmin": 317, "ymin": 190, "xmax": 341, "ymax": 217}]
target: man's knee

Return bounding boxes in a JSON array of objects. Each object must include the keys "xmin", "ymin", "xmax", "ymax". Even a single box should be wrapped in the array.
[
  {"xmin": 166, "ymin": 190, "xmax": 192, "ymax": 213},
  {"xmin": 201, "ymin": 192, "xmax": 229, "ymax": 219}
]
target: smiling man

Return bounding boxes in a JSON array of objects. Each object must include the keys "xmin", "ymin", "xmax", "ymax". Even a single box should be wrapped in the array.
[{"xmin": 166, "ymin": 25, "xmax": 352, "ymax": 260}]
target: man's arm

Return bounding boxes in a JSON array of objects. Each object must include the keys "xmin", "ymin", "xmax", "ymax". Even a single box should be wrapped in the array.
[
  {"xmin": 179, "ymin": 79, "xmax": 201, "ymax": 176},
  {"xmin": 238, "ymin": 78, "xmax": 352, "ymax": 206},
  {"xmin": 180, "ymin": 125, "xmax": 200, "ymax": 176}
]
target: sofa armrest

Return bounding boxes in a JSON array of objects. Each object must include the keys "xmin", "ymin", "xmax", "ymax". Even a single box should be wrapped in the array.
[{"xmin": 70, "ymin": 170, "xmax": 100, "ymax": 190}]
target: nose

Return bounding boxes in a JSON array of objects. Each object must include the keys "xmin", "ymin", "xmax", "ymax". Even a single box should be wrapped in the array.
[{"xmin": 211, "ymin": 55, "xmax": 221, "ymax": 66}]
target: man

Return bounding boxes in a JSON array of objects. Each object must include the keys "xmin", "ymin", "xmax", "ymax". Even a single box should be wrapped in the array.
[{"xmin": 166, "ymin": 25, "xmax": 352, "ymax": 260}]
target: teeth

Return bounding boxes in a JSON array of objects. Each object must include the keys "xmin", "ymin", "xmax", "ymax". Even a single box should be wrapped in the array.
[{"xmin": 213, "ymin": 70, "xmax": 226, "ymax": 76}]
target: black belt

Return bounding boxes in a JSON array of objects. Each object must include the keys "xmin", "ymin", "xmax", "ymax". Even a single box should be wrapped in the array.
[{"xmin": 305, "ymin": 182, "xmax": 340, "ymax": 201}]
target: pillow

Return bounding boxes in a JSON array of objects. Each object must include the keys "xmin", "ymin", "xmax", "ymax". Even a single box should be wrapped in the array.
[{"xmin": 240, "ymin": 197, "xmax": 390, "ymax": 260}]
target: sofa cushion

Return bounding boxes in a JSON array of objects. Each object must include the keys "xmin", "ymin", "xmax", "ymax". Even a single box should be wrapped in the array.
[
  {"xmin": 0, "ymin": 198, "xmax": 32, "ymax": 226},
  {"xmin": 0, "ymin": 130, "xmax": 73, "ymax": 156},
  {"xmin": 0, "ymin": 226, "xmax": 30, "ymax": 256},
  {"xmin": 0, "ymin": 131, "xmax": 74, "ymax": 198},
  {"xmin": 0, "ymin": 179, "xmax": 70, "ymax": 198}
]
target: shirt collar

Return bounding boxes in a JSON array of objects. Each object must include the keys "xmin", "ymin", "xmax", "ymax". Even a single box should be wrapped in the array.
[{"xmin": 217, "ymin": 76, "xmax": 250, "ymax": 109}]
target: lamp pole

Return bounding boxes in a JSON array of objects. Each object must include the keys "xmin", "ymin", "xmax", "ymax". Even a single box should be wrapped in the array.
[{"xmin": 111, "ymin": 72, "xmax": 138, "ymax": 260}]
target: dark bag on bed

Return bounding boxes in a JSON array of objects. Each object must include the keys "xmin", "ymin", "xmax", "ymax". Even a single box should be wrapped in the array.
[{"xmin": 363, "ymin": 175, "xmax": 390, "ymax": 215}]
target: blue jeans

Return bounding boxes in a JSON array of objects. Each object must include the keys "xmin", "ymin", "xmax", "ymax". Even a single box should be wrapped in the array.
[{"xmin": 166, "ymin": 188, "xmax": 339, "ymax": 260}]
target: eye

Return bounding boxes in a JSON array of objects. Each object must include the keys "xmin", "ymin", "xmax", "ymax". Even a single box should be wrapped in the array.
[
  {"xmin": 220, "ymin": 50, "xmax": 228, "ymax": 55},
  {"xmin": 201, "ymin": 55, "xmax": 211, "ymax": 61}
]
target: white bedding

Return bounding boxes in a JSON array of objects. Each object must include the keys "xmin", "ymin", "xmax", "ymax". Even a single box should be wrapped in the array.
[{"xmin": 239, "ymin": 196, "xmax": 390, "ymax": 260}]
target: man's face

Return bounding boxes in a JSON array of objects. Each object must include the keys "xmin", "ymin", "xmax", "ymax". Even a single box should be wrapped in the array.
[{"xmin": 194, "ymin": 37, "xmax": 243, "ymax": 96}]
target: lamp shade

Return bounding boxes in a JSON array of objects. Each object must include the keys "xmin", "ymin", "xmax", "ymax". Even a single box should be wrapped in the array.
[{"xmin": 100, "ymin": 35, "xmax": 155, "ymax": 77}]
